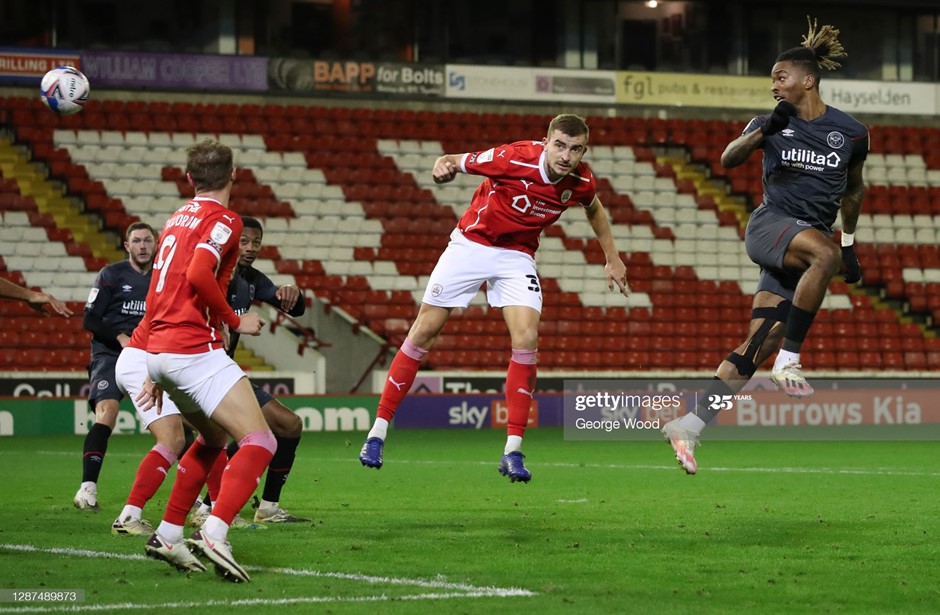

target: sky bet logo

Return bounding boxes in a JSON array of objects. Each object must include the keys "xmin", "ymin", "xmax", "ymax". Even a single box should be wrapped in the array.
[{"xmin": 707, "ymin": 393, "xmax": 752, "ymax": 411}]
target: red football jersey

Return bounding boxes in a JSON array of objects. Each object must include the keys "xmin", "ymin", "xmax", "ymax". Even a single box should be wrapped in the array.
[
  {"xmin": 457, "ymin": 140, "xmax": 596, "ymax": 256},
  {"xmin": 145, "ymin": 197, "xmax": 242, "ymax": 354},
  {"xmin": 127, "ymin": 313, "xmax": 148, "ymax": 350}
]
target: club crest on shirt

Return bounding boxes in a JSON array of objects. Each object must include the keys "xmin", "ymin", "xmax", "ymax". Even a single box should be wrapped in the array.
[
  {"xmin": 86, "ymin": 288, "xmax": 99, "ymax": 304},
  {"xmin": 431, "ymin": 283, "xmax": 444, "ymax": 297},
  {"xmin": 560, "ymin": 190, "xmax": 572, "ymax": 203},
  {"xmin": 827, "ymin": 131, "xmax": 845, "ymax": 149}
]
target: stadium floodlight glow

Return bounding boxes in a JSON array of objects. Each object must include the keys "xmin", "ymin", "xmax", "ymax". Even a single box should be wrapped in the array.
[{"xmin": 646, "ymin": 0, "xmax": 658, "ymax": 7}]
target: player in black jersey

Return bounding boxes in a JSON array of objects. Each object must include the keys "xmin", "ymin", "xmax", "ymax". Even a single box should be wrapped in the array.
[
  {"xmin": 189, "ymin": 216, "xmax": 310, "ymax": 524},
  {"xmin": 74, "ymin": 222, "xmax": 157, "ymax": 510},
  {"xmin": 662, "ymin": 17, "xmax": 868, "ymax": 474}
]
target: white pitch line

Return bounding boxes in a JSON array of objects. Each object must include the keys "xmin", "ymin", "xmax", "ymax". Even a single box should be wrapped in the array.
[
  {"xmin": 0, "ymin": 543, "xmax": 535, "ymax": 614},
  {"xmin": 327, "ymin": 457, "xmax": 940, "ymax": 478},
  {"xmin": 6, "ymin": 450, "xmax": 940, "ymax": 477},
  {"xmin": 264, "ymin": 566, "xmax": 532, "ymax": 593},
  {"xmin": 0, "ymin": 544, "xmax": 148, "ymax": 561},
  {"xmin": 0, "ymin": 591, "xmax": 535, "ymax": 614}
]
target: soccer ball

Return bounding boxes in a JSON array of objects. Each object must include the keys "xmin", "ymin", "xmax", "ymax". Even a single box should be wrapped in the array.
[{"xmin": 39, "ymin": 66, "xmax": 90, "ymax": 115}]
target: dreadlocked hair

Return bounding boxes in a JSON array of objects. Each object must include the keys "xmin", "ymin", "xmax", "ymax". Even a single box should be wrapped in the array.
[
  {"xmin": 800, "ymin": 15, "xmax": 847, "ymax": 71},
  {"xmin": 775, "ymin": 16, "xmax": 847, "ymax": 86}
]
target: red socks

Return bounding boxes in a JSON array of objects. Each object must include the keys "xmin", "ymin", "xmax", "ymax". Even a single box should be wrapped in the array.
[
  {"xmin": 126, "ymin": 444, "xmax": 176, "ymax": 508},
  {"xmin": 376, "ymin": 338, "xmax": 428, "ymax": 422},
  {"xmin": 505, "ymin": 349, "xmax": 537, "ymax": 437},
  {"xmin": 210, "ymin": 431, "xmax": 276, "ymax": 524},
  {"xmin": 163, "ymin": 438, "xmax": 224, "ymax": 526},
  {"xmin": 205, "ymin": 446, "xmax": 228, "ymax": 502}
]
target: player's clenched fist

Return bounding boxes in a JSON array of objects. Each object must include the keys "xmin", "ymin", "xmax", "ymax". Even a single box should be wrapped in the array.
[
  {"xmin": 236, "ymin": 311, "xmax": 264, "ymax": 335},
  {"xmin": 276, "ymin": 284, "xmax": 301, "ymax": 312},
  {"xmin": 432, "ymin": 156, "xmax": 457, "ymax": 184},
  {"xmin": 761, "ymin": 100, "xmax": 797, "ymax": 136},
  {"xmin": 841, "ymin": 244, "xmax": 862, "ymax": 284}
]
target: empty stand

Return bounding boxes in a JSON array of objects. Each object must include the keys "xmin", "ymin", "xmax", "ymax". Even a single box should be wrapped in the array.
[{"xmin": 2, "ymin": 95, "xmax": 938, "ymax": 371}]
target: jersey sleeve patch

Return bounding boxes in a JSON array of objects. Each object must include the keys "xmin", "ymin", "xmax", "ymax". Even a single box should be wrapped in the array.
[
  {"xmin": 476, "ymin": 148, "xmax": 495, "ymax": 164},
  {"xmin": 210, "ymin": 221, "xmax": 233, "ymax": 245},
  {"xmin": 86, "ymin": 287, "xmax": 99, "ymax": 304}
]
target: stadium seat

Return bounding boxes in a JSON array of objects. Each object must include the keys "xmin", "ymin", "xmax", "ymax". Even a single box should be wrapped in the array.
[{"xmin": 2, "ymin": 97, "xmax": 935, "ymax": 372}]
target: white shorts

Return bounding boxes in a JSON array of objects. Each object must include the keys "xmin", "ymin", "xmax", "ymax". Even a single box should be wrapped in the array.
[
  {"xmin": 422, "ymin": 229, "xmax": 542, "ymax": 312},
  {"xmin": 146, "ymin": 348, "xmax": 246, "ymax": 419},
  {"xmin": 115, "ymin": 347, "xmax": 181, "ymax": 429}
]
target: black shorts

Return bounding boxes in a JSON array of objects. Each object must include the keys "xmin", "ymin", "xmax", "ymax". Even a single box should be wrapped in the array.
[
  {"xmin": 252, "ymin": 381, "xmax": 274, "ymax": 408},
  {"xmin": 744, "ymin": 205, "xmax": 815, "ymax": 301},
  {"xmin": 88, "ymin": 351, "xmax": 123, "ymax": 406}
]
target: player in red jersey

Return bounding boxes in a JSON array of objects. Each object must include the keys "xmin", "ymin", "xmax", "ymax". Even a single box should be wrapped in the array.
[
  {"xmin": 359, "ymin": 114, "xmax": 629, "ymax": 482},
  {"xmin": 141, "ymin": 139, "xmax": 272, "ymax": 583}
]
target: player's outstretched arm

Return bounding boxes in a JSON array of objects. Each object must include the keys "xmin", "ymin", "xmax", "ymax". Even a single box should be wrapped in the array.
[
  {"xmin": 253, "ymin": 269, "xmax": 305, "ymax": 317},
  {"xmin": 0, "ymin": 277, "xmax": 72, "ymax": 317},
  {"xmin": 27, "ymin": 290, "xmax": 72, "ymax": 317},
  {"xmin": 431, "ymin": 154, "xmax": 463, "ymax": 184},
  {"xmin": 583, "ymin": 196, "xmax": 629, "ymax": 295},
  {"xmin": 720, "ymin": 126, "xmax": 765, "ymax": 169}
]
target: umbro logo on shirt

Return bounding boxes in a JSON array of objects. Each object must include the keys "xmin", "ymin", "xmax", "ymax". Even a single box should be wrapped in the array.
[{"xmin": 780, "ymin": 128, "xmax": 795, "ymax": 137}]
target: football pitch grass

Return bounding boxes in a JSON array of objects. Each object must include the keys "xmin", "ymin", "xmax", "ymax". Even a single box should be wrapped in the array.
[{"xmin": 1, "ymin": 428, "xmax": 938, "ymax": 614}]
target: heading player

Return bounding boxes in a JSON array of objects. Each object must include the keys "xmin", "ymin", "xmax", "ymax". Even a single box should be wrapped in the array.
[{"xmin": 358, "ymin": 114, "xmax": 629, "ymax": 482}]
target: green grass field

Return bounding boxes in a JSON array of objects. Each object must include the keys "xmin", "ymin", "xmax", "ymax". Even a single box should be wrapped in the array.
[{"xmin": 1, "ymin": 428, "xmax": 939, "ymax": 614}]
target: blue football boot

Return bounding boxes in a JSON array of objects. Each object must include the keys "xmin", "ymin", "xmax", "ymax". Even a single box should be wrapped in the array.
[
  {"xmin": 359, "ymin": 437, "xmax": 384, "ymax": 469},
  {"xmin": 498, "ymin": 451, "xmax": 531, "ymax": 483}
]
